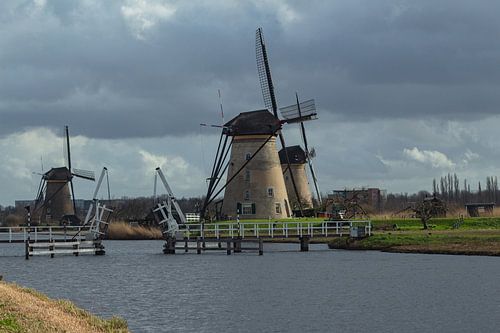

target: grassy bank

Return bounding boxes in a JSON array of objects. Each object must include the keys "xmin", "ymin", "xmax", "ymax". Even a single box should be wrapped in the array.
[
  {"xmin": 0, "ymin": 281, "xmax": 128, "ymax": 333},
  {"xmin": 328, "ymin": 230, "xmax": 500, "ymax": 256},
  {"xmin": 370, "ymin": 217, "xmax": 500, "ymax": 231}
]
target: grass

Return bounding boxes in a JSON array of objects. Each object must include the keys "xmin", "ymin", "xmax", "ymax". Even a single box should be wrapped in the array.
[
  {"xmin": 329, "ymin": 230, "xmax": 500, "ymax": 256},
  {"xmin": 0, "ymin": 281, "xmax": 129, "ymax": 332},
  {"xmin": 0, "ymin": 314, "xmax": 21, "ymax": 332},
  {"xmin": 370, "ymin": 217, "xmax": 500, "ymax": 231}
]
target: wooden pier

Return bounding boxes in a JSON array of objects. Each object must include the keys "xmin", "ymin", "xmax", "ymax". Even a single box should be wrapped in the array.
[
  {"xmin": 0, "ymin": 226, "xmax": 90, "ymax": 244},
  {"xmin": 25, "ymin": 240, "xmax": 105, "ymax": 259},
  {"xmin": 163, "ymin": 237, "xmax": 264, "ymax": 255},
  {"xmin": 162, "ymin": 220, "xmax": 371, "ymax": 255}
]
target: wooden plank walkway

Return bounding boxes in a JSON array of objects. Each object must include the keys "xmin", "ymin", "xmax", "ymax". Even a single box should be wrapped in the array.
[
  {"xmin": 0, "ymin": 226, "xmax": 90, "ymax": 244},
  {"xmin": 163, "ymin": 220, "xmax": 372, "ymax": 255}
]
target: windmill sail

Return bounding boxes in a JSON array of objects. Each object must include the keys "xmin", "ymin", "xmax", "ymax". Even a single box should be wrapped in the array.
[
  {"xmin": 256, "ymin": 28, "xmax": 277, "ymax": 113},
  {"xmin": 279, "ymin": 99, "xmax": 317, "ymax": 123},
  {"xmin": 255, "ymin": 27, "xmax": 304, "ymax": 215},
  {"xmin": 72, "ymin": 168, "xmax": 96, "ymax": 181}
]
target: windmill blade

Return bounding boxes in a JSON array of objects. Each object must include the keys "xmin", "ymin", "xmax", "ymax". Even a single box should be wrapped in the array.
[
  {"xmin": 256, "ymin": 27, "xmax": 277, "ymax": 113},
  {"xmin": 69, "ymin": 178, "xmax": 77, "ymax": 214},
  {"xmin": 279, "ymin": 99, "xmax": 318, "ymax": 124},
  {"xmin": 255, "ymin": 27, "xmax": 304, "ymax": 216},
  {"xmin": 72, "ymin": 168, "xmax": 95, "ymax": 181},
  {"xmin": 65, "ymin": 126, "xmax": 72, "ymax": 171}
]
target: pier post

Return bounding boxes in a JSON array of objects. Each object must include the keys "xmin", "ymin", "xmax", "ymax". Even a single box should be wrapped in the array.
[
  {"xmin": 50, "ymin": 243, "xmax": 55, "ymax": 258},
  {"xmin": 300, "ymin": 236, "xmax": 310, "ymax": 252},
  {"xmin": 73, "ymin": 243, "xmax": 79, "ymax": 256},
  {"xmin": 226, "ymin": 241, "xmax": 232, "ymax": 255},
  {"xmin": 234, "ymin": 237, "xmax": 242, "ymax": 253},
  {"xmin": 259, "ymin": 239, "xmax": 264, "ymax": 255},
  {"xmin": 184, "ymin": 237, "xmax": 188, "ymax": 253},
  {"xmin": 197, "ymin": 237, "xmax": 201, "ymax": 254},
  {"xmin": 94, "ymin": 242, "xmax": 105, "ymax": 255},
  {"xmin": 163, "ymin": 236, "xmax": 176, "ymax": 254},
  {"xmin": 25, "ymin": 240, "xmax": 29, "ymax": 260}
]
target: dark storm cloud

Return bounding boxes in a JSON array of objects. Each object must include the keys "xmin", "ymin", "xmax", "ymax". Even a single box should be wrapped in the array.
[{"xmin": 1, "ymin": 0, "xmax": 500, "ymax": 139}]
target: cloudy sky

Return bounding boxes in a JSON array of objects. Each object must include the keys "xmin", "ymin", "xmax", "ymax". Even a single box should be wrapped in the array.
[{"xmin": 1, "ymin": 0, "xmax": 500, "ymax": 206}]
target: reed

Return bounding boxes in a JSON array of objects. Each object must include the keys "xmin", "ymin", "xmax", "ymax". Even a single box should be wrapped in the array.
[{"xmin": 106, "ymin": 222, "xmax": 162, "ymax": 240}]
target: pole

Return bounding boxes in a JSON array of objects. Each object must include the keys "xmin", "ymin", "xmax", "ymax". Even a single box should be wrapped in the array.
[{"xmin": 25, "ymin": 206, "xmax": 31, "ymax": 260}]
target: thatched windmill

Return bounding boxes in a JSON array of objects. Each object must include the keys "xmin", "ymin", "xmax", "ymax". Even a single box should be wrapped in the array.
[{"xmin": 33, "ymin": 126, "xmax": 95, "ymax": 225}]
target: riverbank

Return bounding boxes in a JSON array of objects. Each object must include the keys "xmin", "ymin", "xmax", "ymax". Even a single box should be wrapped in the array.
[
  {"xmin": 328, "ymin": 230, "xmax": 500, "ymax": 256},
  {"xmin": 0, "ymin": 281, "xmax": 128, "ymax": 332}
]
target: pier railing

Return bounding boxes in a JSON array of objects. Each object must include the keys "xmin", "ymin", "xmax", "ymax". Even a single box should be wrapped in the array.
[
  {"xmin": 0, "ymin": 226, "xmax": 90, "ymax": 243},
  {"xmin": 179, "ymin": 220, "xmax": 371, "ymax": 240}
]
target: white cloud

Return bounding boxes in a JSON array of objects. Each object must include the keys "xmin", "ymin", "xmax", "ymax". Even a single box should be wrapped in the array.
[
  {"xmin": 121, "ymin": 0, "xmax": 176, "ymax": 39},
  {"xmin": 403, "ymin": 147, "xmax": 455, "ymax": 169}
]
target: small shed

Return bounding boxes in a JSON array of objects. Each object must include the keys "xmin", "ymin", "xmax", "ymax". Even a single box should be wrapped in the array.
[{"xmin": 465, "ymin": 203, "xmax": 495, "ymax": 217}]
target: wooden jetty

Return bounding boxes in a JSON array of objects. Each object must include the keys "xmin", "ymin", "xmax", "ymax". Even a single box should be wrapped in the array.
[
  {"xmin": 0, "ymin": 226, "xmax": 89, "ymax": 244},
  {"xmin": 162, "ymin": 220, "xmax": 371, "ymax": 255},
  {"xmin": 1, "ymin": 202, "xmax": 111, "ymax": 259}
]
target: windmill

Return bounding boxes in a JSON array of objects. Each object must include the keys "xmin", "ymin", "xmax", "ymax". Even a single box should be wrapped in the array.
[
  {"xmin": 279, "ymin": 96, "xmax": 322, "ymax": 206},
  {"xmin": 32, "ymin": 126, "xmax": 95, "ymax": 225},
  {"xmin": 199, "ymin": 28, "xmax": 314, "ymax": 220}
]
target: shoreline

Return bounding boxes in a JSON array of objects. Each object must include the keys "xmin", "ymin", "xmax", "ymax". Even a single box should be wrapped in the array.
[{"xmin": 328, "ymin": 231, "xmax": 500, "ymax": 257}]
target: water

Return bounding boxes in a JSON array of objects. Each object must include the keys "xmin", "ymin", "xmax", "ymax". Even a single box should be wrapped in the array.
[{"xmin": 1, "ymin": 241, "xmax": 499, "ymax": 332}]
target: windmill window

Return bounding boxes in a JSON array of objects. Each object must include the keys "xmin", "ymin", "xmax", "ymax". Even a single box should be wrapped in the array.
[
  {"xmin": 244, "ymin": 190, "xmax": 250, "ymax": 201},
  {"xmin": 245, "ymin": 152, "xmax": 252, "ymax": 160},
  {"xmin": 267, "ymin": 187, "xmax": 274, "ymax": 197},
  {"xmin": 244, "ymin": 170, "xmax": 251, "ymax": 182},
  {"xmin": 242, "ymin": 203, "xmax": 255, "ymax": 215},
  {"xmin": 275, "ymin": 203, "xmax": 282, "ymax": 214}
]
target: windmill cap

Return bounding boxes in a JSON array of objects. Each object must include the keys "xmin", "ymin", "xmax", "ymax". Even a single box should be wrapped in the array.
[
  {"xmin": 43, "ymin": 167, "xmax": 72, "ymax": 180},
  {"xmin": 223, "ymin": 109, "xmax": 281, "ymax": 136},
  {"xmin": 279, "ymin": 145, "xmax": 307, "ymax": 164}
]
